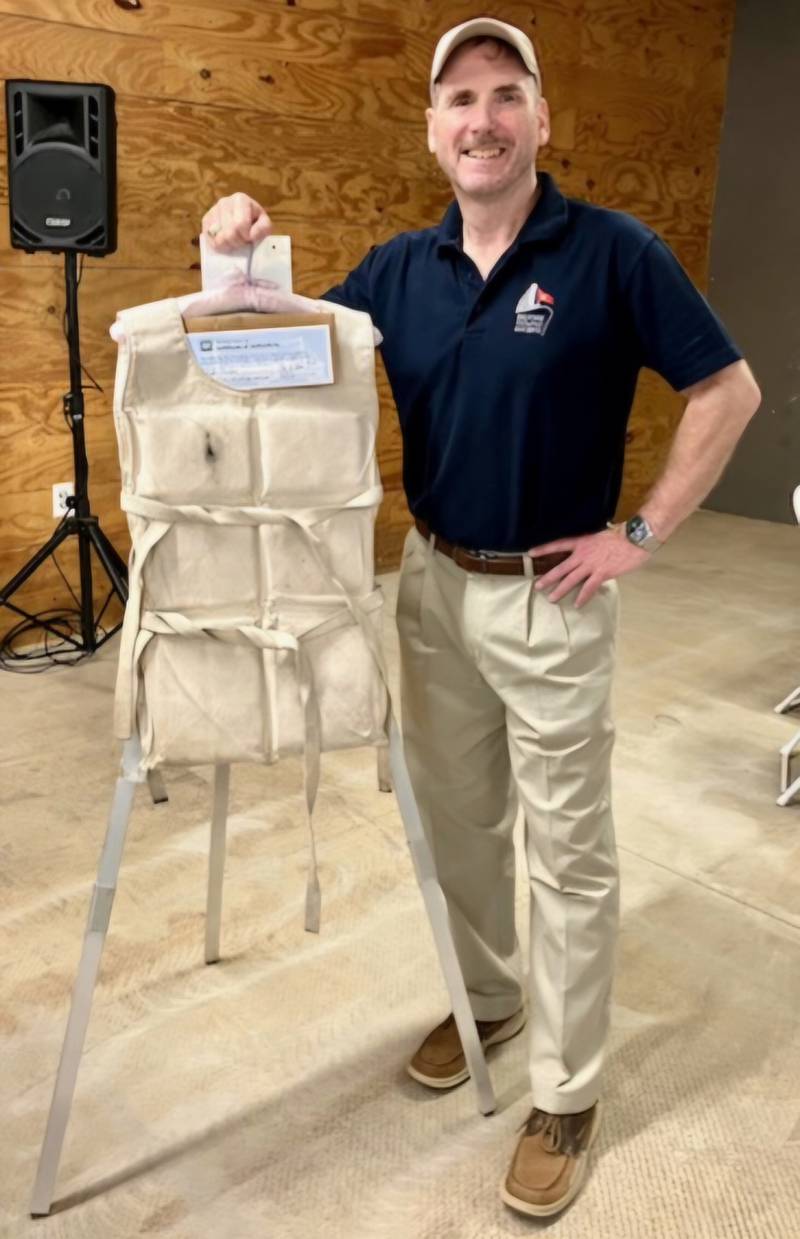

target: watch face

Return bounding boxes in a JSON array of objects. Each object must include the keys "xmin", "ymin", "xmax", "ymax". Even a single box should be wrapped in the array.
[{"xmin": 627, "ymin": 516, "xmax": 647, "ymax": 544}]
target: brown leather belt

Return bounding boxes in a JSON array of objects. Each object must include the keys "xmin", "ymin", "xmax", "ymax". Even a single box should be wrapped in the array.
[{"xmin": 413, "ymin": 518, "xmax": 570, "ymax": 577}]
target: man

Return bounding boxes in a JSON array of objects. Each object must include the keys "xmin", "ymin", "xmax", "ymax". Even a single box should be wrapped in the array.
[{"xmin": 203, "ymin": 17, "xmax": 760, "ymax": 1218}]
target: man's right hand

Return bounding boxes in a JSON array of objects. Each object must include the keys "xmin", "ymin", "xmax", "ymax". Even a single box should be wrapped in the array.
[{"xmin": 201, "ymin": 192, "xmax": 272, "ymax": 250}]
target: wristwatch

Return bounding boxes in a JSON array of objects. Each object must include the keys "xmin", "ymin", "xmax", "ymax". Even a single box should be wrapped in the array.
[{"xmin": 624, "ymin": 514, "xmax": 662, "ymax": 552}]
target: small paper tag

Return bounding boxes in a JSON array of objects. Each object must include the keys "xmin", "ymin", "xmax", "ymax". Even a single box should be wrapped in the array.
[
  {"xmin": 250, "ymin": 235, "xmax": 293, "ymax": 292},
  {"xmin": 199, "ymin": 234, "xmax": 293, "ymax": 293}
]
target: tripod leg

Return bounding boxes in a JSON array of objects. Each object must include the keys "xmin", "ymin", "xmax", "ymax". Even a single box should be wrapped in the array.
[
  {"xmin": 387, "ymin": 716, "xmax": 496, "ymax": 1116},
  {"xmin": 87, "ymin": 522, "xmax": 128, "ymax": 605},
  {"xmin": 30, "ymin": 737, "xmax": 143, "ymax": 1217},
  {"xmin": 376, "ymin": 744, "xmax": 392, "ymax": 793},
  {"xmin": 91, "ymin": 522, "xmax": 129, "ymax": 579},
  {"xmin": 0, "ymin": 520, "xmax": 73, "ymax": 601},
  {"xmin": 205, "ymin": 765, "xmax": 231, "ymax": 965},
  {"xmin": 76, "ymin": 521, "xmax": 96, "ymax": 652}
]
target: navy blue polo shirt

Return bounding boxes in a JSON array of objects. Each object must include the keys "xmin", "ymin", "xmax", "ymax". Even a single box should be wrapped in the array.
[{"xmin": 322, "ymin": 171, "xmax": 741, "ymax": 551}]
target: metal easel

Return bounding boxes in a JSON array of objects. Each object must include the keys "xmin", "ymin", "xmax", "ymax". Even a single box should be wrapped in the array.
[{"xmin": 30, "ymin": 720, "xmax": 496, "ymax": 1216}]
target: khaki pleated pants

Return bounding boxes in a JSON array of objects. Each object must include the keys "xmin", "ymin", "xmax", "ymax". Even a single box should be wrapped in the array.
[{"xmin": 397, "ymin": 526, "xmax": 620, "ymax": 1115}]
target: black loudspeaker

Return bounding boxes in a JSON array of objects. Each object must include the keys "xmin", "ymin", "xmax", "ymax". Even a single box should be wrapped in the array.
[{"xmin": 5, "ymin": 79, "xmax": 117, "ymax": 255}]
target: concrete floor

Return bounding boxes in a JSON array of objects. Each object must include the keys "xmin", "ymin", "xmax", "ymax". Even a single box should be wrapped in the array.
[{"xmin": 1, "ymin": 508, "xmax": 799, "ymax": 1238}]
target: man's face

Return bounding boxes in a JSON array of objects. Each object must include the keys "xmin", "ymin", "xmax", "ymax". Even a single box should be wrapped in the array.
[{"xmin": 426, "ymin": 42, "xmax": 550, "ymax": 202}]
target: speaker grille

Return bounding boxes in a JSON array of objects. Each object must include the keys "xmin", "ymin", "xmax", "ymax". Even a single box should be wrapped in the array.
[
  {"xmin": 88, "ymin": 96, "xmax": 99, "ymax": 159},
  {"xmin": 12, "ymin": 90, "xmax": 24, "ymax": 156}
]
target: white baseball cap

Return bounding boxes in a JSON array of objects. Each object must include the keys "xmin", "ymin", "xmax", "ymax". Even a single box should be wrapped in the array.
[{"xmin": 430, "ymin": 18, "xmax": 541, "ymax": 92}]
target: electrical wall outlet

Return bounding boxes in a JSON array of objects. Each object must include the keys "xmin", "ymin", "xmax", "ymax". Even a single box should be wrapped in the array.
[{"xmin": 52, "ymin": 481, "xmax": 74, "ymax": 518}]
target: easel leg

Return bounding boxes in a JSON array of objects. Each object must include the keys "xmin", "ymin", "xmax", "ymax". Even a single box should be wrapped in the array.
[
  {"xmin": 388, "ymin": 717, "xmax": 496, "ymax": 1116},
  {"xmin": 30, "ymin": 738, "xmax": 142, "ymax": 1217},
  {"xmin": 205, "ymin": 764, "xmax": 230, "ymax": 965}
]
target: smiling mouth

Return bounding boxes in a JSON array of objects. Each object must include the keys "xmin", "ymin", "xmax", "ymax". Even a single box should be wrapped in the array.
[{"xmin": 462, "ymin": 147, "xmax": 506, "ymax": 161}]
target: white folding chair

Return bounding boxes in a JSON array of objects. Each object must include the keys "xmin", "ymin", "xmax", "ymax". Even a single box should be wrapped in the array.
[
  {"xmin": 774, "ymin": 484, "xmax": 800, "ymax": 717},
  {"xmin": 774, "ymin": 485, "xmax": 800, "ymax": 805},
  {"xmin": 778, "ymin": 729, "xmax": 800, "ymax": 806}
]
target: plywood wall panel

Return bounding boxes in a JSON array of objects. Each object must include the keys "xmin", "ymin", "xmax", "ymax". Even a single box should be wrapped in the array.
[
  {"xmin": 0, "ymin": 386, "xmax": 120, "ymax": 498},
  {"xmin": 0, "ymin": 0, "xmax": 736, "ymax": 643},
  {"xmin": 580, "ymin": 0, "xmax": 733, "ymax": 88},
  {"xmin": 2, "ymin": 12, "xmax": 429, "ymax": 124},
  {"xmin": 0, "ymin": 1, "xmax": 579, "ymax": 71}
]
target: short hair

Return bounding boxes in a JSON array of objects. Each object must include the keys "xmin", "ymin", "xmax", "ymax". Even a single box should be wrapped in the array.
[{"xmin": 431, "ymin": 35, "xmax": 539, "ymax": 103}]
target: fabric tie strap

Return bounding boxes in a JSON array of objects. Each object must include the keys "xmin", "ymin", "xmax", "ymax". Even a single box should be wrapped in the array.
[{"xmin": 115, "ymin": 488, "xmax": 388, "ymax": 933}]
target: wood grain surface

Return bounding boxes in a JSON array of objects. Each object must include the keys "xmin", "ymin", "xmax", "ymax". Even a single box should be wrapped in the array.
[{"xmin": 0, "ymin": 0, "xmax": 736, "ymax": 642}]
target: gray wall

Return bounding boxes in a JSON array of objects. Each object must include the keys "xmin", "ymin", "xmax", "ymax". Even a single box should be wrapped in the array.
[{"xmin": 705, "ymin": 0, "xmax": 800, "ymax": 524}]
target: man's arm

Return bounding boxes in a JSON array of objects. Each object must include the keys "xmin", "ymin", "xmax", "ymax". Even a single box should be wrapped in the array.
[
  {"xmin": 639, "ymin": 359, "xmax": 761, "ymax": 541},
  {"xmin": 529, "ymin": 359, "xmax": 762, "ymax": 608}
]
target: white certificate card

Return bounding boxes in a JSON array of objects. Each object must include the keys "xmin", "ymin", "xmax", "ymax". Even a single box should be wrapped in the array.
[{"xmin": 188, "ymin": 324, "xmax": 334, "ymax": 390}]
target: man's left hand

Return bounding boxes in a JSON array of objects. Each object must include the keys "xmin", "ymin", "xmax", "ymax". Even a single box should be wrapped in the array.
[{"xmin": 528, "ymin": 527, "xmax": 651, "ymax": 608}]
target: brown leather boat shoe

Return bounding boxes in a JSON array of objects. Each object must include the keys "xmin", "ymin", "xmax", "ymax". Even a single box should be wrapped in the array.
[
  {"xmin": 406, "ymin": 1008, "xmax": 526, "ymax": 1089},
  {"xmin": 501, "ymin": 1102, "xmax": 601, "ymax": 1217}
]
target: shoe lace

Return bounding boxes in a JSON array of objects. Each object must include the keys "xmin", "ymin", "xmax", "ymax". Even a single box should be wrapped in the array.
[
  {"xmin": 520, "ymin": 1107, "xmax": 591, "ymax": 1156},
  {"xmin": 522, "ymin": 1109, "xmax": 563, "ymax": 1153},
  {"xmin": 444, "ymin": 1014, "xmax": 508, "ymax": 1040}
]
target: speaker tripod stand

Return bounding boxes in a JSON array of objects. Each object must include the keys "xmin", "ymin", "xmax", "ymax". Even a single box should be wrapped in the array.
[{"xmin": 0, "ymin": 251, "xmax": 128, "ymax": 657}]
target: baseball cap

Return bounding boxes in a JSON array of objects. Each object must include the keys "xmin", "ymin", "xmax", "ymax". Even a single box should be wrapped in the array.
[{"xmin": 430, "ymin": 18, "xmax": 541, "ymax": 92}]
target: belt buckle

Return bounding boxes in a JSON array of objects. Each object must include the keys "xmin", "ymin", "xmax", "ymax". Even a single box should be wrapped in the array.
[
  {"xmin": 475, "ymin": 547, "xmax": 530, "ymax": 575},
  {"xmin": 474, "ymin": 548, "xmax": 497, "ymax": 574}
]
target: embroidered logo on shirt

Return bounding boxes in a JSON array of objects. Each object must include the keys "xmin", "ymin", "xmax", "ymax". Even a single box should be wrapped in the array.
[{"xmin": 514, "ymin": 283, "xmax": 555, "ymax": 335}]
